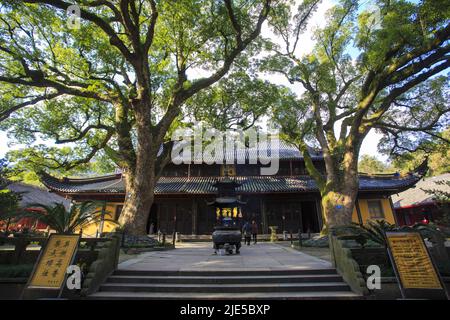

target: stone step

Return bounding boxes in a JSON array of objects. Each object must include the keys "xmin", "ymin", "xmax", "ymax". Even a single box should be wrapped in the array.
[
  {"xmin": 99, "ymin": 282, "xmax": 351, "ymax": 293},
  {"xmin": 113, "ymin": 268, "xmax": 338, "ymax": 277},
  {"xmin": 106, "ymin": 274, "xmax": 344, "ymax": 284},
  {"xmin": 89, "ymin": 291, "xmax": 361, "ymax": 300}
]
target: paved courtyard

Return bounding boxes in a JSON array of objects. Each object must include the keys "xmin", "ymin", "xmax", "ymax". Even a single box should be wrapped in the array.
[{"xmin": 118, "ymin": 242, "xmax": 332, "ymax": 271}]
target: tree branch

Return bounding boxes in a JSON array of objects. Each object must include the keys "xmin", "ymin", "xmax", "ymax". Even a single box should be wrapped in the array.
[
  {"xmin": 23, "ymin": 0, "xmax": 135, "ymax": 62},
  {"xmin": 0, "ymin": 91, "xmax": 62, "ymax": 122}
]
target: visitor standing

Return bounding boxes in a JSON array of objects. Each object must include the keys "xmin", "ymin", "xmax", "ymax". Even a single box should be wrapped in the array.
[
  {"xmin": 242, "ymin": 221, "xmax": 251, "ymax": 245},
  {"xmin": 251, "ymin": 220, "xmax": 258, "ymax": 244}
]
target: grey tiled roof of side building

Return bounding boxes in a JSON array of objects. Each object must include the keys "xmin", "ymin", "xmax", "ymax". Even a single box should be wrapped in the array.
[
  {"xmin": 7, "ymin": 182, "xmax": 71, "ymax": 209},
  {"xmin": 41, "ymin": 173, "xmax": 421, "ymax": 195},
  {"xmin": 391, "ymin": 173, "xmax": 450, "ymax": 208}
]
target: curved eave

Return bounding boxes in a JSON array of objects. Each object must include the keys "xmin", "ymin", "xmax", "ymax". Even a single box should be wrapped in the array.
[{"xmin": 40, "ymin": 171, "xmax": 422, "ymax": 197}]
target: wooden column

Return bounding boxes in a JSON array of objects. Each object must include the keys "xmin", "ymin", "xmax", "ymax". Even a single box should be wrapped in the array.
[
  {"xmin": 192, "ymin": 199, "xmax": 198, "ymax": 235},
  {"xmin": 298, "ymin": 202, "xmax": 303, "ymax": 234},
  {"xmin": 315, "ymin": 198, "xmax": 323, "ymax": 231},
  {"xmin": 172, "ymin": 204, "xmax": 177, "ymax": 243},
  {"xmin": 97, "ymin": 202, "xmax": 107, "ymax": 238},
  {"xmin": 260, "ymin": 198, "xmax": 268, "ymax": 234},
  {"xmin": 156, "ymin": 203, "xmax": 161, "ymax": 232},
  {"xmin": 355, "ymin": 199, "xmax": 364, "ymax": 225},
  {"xmin": 389, "ymin": 196, "xmax": 399, "ymax": 226}
]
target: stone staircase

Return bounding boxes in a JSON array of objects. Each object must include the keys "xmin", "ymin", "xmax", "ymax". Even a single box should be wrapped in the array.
[{"xmin": 88, "ymin": 268, "xmax": 361, "ymax": 300}]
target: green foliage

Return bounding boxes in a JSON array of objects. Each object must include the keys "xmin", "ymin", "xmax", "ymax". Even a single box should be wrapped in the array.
[
  {"xmin": 0, "ymin": 0, "xmax": 275, "ymax": 177},
  {"xmin": 335, "ymin": 220, "xmax": 450, "ymax": 249},
  {"xmin": 358, "ymin": 155, "xmax": 393, "ymax": 174},
  {"xmin": 0, "ymin": 189, "xmax": 21, "ymax": 218},
  {"xmin": 13, "ymin": 201, "xmax": 102, "ymax": 234},
  {"xmin": 389, "ymin": 127, "xmax": 450, "ymax": 176},
  {"xmin": 334, "ymin": 220, "xmax": 397, "ymax": 247},
  {"xmin": 7, "ymin": 171, "xmax": 42, "ymax": 187},
  {"xmin": 0, "ymin": 158, "xmax": 22, "ymax": 219},
  {"xmin": 264, "ymin": 0, "xmax": 450, "ymax": 175},
  {"xmin": 184, "ymin": 72, "xmax": 287, "ymax": 131},
  {"xmin": 262, "ymin": 0, "xmax": 449, "ymax": 230},
  {"xmin": 0, "ymin": 264, "xmax": 33, "ymax": 278},
  {"xmin": 378, "ymin": 77, "xmax": 450, "ymax": 164},
  {"xmin": 422, "ymin": 180, "xmax": 450, "ymax": 228},
  {"xmin": 401, "ymin": 222, "xmax": 450, "ymax": 240}
]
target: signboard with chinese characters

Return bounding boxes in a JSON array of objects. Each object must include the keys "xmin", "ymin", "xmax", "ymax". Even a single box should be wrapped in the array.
[
  {"xmin": 385, "ymin": 231, "xmax": 448, "ymax": 299},
  {"xmin": 28, "ymin": 234, "xmax": 80, "ymax": 289}
]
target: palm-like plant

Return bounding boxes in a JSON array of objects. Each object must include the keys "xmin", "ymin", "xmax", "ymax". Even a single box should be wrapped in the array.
[
  {"xmin": 334, "ymin": 220, "xmax": 397, "ymax": 248},
  {"xmin": 15, "ymin": 201, "xmax": 102, "ymax": 234}
]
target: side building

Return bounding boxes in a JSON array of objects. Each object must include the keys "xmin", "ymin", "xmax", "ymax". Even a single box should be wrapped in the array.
[
  {"xmin": 392, "ymin": 173, "xmax": 450, "ymax": 226},
  {"xmin": 41, "ymin": 141, "xmax": 422, "ymax": 237}
]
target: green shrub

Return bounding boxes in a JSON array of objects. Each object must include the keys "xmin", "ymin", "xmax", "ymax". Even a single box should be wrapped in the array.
[
  {"xmin": 301, "ymin": 236, "xmax": 329, "ymax": 247},
  {"xmin": 0, "ymin": 264, "xmax": 33, "ymax": 278}
]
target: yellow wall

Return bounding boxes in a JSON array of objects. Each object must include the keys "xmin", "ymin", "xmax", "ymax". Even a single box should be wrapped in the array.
[
  {"xmin": 75, "ymin": 203, "xmax": 121, "ymax": 238},
  {"xmin": 352, "ymin": 198, "xmax": 396, "ymax": 225},
  {"xmin": 352, "ymin": 206, "xmax": 358, "ymax": 223}
]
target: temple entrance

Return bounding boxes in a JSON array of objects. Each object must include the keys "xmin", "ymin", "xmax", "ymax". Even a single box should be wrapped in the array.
[
  {"xmin": 300, "ymin": 201, "xmax": 320, "ymax": 233},
  {"xmin": 146, "ymin": 203, "xmax": 158, "ymax": 234},
  {"xmin": 266, "ymin": 200, "xmax": 320, "ymax": 234},
  {"xmin": 151, "ymin": 197, "xmax": 321, "ymax": 236},
  {"xmin": 153, "ymin": 201, "xmax": 194, "ymax": 235}
]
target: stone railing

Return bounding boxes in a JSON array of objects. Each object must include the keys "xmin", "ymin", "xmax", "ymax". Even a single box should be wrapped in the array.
[
  {"xmin": 0, "ymin": 236, "xmax": 48, "ymax": 265},
  {"xmin": 329, "ymin": 232, "xmax": 369, "ymax": 296},
  {"xmin": 0, "ymin": 234, "xmax": 121, "ymax": 299},
  {"xmin": 80, "ymin": 233, "xmax": 121, "ymax": 297},
  {"xmin": 0, "ymin": 236, "xmax": 112, "ymax": 266}
]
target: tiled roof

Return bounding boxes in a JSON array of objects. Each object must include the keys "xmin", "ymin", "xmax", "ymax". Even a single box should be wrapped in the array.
[
  {"xmin": 391, "ymin": 173, "xmax": 450, "ymax": 208},
  {"xmin": 169, "ymin": 139, "xmax": 323, "ymax": 163},
  {"xmin": 7, "ymin": 182, "xmax": 71, "ymax": 209},
  {"xmin": 41, "ymin": 172, "xmax": 421, "ymax": 195}
]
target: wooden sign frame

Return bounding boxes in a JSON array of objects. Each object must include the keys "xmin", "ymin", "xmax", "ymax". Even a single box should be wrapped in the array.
[
  {"xmin": 385, "ymin": 231, "xmax": 449, "ymax": 300},
  {"xmin": 21, "ymin": 233, "xmax": 81, "ymax": 299}
]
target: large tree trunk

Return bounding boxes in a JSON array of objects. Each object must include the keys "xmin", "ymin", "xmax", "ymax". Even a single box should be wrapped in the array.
[
  {"xmin": 117, "ymin": 99, "xmax": 158, "ymax": 236},
  {"xmin": 320, "ymin": 151, "xmax": 360, "ymax": 234},
  {"xmin": 118, "ymin": 171, "xmax": 156, "ymax": 235},
  {"xmin": 320, "ymin": 186, "xmax": 358, "ymax": 234}
]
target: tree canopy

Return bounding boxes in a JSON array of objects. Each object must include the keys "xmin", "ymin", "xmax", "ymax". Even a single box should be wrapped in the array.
[
  {"xmin": 0, "ymin": 0, "xmax": 276, "ymax": 234},
  {"xmin": 0, "ymin": 0, "xmax": 448, "ymax": 234},
  {"xmin": 0, "ymin": 0, "xmax": 272, "ymax": 174},
  {"xmin": 358, "ymin": 154, "xmax": 392, "ymax": 174},
  {"xmin": 387, "ymin": 127, "xmax": 450, "ymax": 176},
  {"xmin": 263, "ymin": 0, "xmax": 450, "ymax": 229},
  {"xmin": 0, "ymin": 158, "xmax": 22, "ymax": 219}
]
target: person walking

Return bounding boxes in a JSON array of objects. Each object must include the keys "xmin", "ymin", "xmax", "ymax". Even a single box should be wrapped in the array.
[
  {"xmin": 251, "ymin": 220, "xmax": 258, "ymax": 244},
  {"xmin": 242, "ymin": 221, "xmax": 251, "ymax": 245}
]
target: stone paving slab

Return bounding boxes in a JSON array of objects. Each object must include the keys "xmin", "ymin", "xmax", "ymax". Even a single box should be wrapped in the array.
[{"xmin": 118, "ymin": 242, "xmax": 332, "ymax": 271}]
